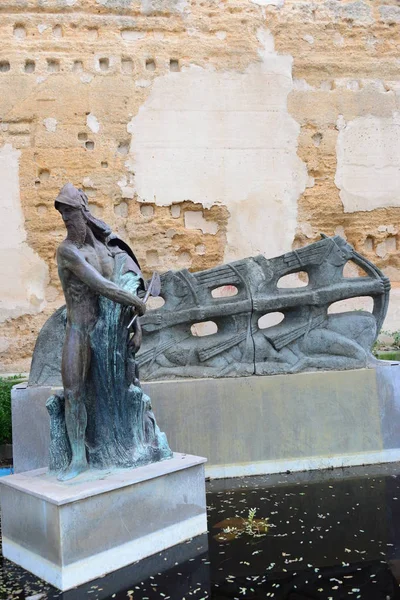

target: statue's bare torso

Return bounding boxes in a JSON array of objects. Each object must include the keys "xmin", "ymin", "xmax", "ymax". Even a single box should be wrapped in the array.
[{"xmin": 58, "ymin": 238, "xmax": 114, "ymax": 329}]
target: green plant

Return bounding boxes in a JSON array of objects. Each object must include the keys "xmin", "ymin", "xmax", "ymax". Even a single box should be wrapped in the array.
[
  {"xmin": 392, "ymin": 330, "xmax": 400, "ymax": 348},
  {"xmin": 372, "ymin": 329, "xmax": 400, "ymax": 357},
  {"xmin": 215, "ymin": 507, "xmax": 269, "ymax": 542},
  {"xmin": 0, "ymin": 375, "xmax": 24, "ymax": 444}
]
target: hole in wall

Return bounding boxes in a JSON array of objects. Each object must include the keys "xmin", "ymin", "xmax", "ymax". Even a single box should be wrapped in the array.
[
  {"xmin": 47, "ymin": 59, "xmax": 60, "ymax": 72},
  {"xmin": 72, "ymin": 60, "xmax": 83, "ymax": 72},
  {"xmin": 24, "ymin": 60, "xmax": 35, "ymax": 73},
  {"xmin": 53, "ymin": 25, "xmax": 62, "ymax": 38},
  {"xmin": 120, "ymin": 29, "xmax": 145, "ymax": 41},
  {"xmin": 121, "ymin": 58, "xmax": 133, "ymax": 74},
  {"xmin": 364, "ymin": 236, "xmax": 374, "ymax": 252},
  {"xmin": 277, "ymin": 272, "xmax": 309, "ymax": 288},
  {"xmin": 178, "ymin": 251, "xmax": 192, "ymax": 266},
  {"xmin": 13, "ymin": 24, "xmax": 26, "ymax": 39},
  {"xmin": 101, "ymin": 161, "xmax": 108, "ymax": 168},
  {"xmin": 171, "ymin": 205, "xmax": 181, "ymax": 218},
  {"xmin": 39, "ymin": 169, "xmax": 50, "ymax": 182},
  {"xmin": 36, "ymin": 204, "xmax": 47, "ymax": 216},
  {"xmin": 117, "ymin": 141, "xmax": 129, "ymax": 155},
  {"xmin": 376, "ymin": 236, "xmax": 397, "ymax": 258},
  {"xmin": 191, "ymin": 321, "xmax": 218, "ymax": 337},
  {"xmin": 328, "ymin": 297, "xmax": 374, "ymax": 314},
  {"xmin": 169, "ymin": 59, "xmax": 180, "ymax": 72},
  {"xmin": 0, "ymin": 61, "xmax": 10, "ymax": 72},
  {"xmin": 312, "ymin": 132, "xmax": 323, "ymax": 147},
  {"xmin": 78, "ymin": 132, "xmax": 88, "ymax": 141},
  {"xmin": 98, "ymin": 58, "xmax": 109, "ymax": 71},
  {"xmin": 258, "ymin": 312, "xmax": 285, "ymax": 330},
  {"xmin": 211, "ymin": 285, "xmax": 238, "ymax": 298},
  {"xmin": 85, "ymin": 141, "xmax": 94, "ymax": 150},
  {"xmin": 145, "ymin": 59, "xmax": 156, "ymax": 71},
  {"xmin": 386, "ymin": 235, "xmax": 397, "ymax": 252},
  {"xmin": 140, "ymin": 204, "xmax": 154, "ymax": 217},
  {"xmin": 88, "ymin": 203, "xmax": 103, "ymax": 217},
  {"xmin": 114, "ymin": 202, "xmax": 128, "ymax": 217}
]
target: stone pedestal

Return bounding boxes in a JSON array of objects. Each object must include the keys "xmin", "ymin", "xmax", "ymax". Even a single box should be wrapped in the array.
[
  {"xmin": 14, "ymin": 365, "xmax": 400, "ymax": 478},
  {"xmin": 0, "ymin": 453, "xmax": 207, "ymax": 591}
]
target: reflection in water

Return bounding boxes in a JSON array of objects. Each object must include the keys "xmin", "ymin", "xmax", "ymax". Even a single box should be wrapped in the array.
[{"xmin": 2, "ymin": 463, "xmax": 400, "ymax": 598}]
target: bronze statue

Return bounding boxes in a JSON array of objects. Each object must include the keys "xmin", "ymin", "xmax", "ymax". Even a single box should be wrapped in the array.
[{"xmin": 46, "ymin": 184, "xmax": 172, "ymax": 481}]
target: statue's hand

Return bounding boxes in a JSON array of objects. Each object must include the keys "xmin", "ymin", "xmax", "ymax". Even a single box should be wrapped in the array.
[
  {"xmin": 382, "ymin": 275, "xmax": 391, "ymax": 293},
  {"xmin": 132, "ymin": 297, "xmax": 146, "ymax": 316},
  {"xmin": 129, "ymin": 320, "xmax": 143, "ymax": 353}
]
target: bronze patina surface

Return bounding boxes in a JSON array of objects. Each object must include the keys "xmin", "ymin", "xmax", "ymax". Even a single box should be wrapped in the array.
[{"xmin": 46, "ymin": 184, "xmax": 172, "ymax": 481}]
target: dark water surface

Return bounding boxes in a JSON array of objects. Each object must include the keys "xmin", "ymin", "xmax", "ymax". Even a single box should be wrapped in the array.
[{"xmin": 2, "ymin": 463, "xmax": 400, "ymax": 599}]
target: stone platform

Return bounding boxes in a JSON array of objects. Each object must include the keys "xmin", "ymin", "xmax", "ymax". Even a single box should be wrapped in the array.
[
  {"xmin": 12, "ymin": 365, "xmax": 400, "ymax": 478},
  {"xmin": 0, "ymin": 453, "xmax": 207, "ymax": 591}
]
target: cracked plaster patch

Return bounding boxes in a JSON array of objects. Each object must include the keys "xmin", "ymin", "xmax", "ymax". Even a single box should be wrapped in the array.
[
  {"xmin": 336, "ymin": 113, "xmax": 400, "ymax": 213},
  {"xmin": 127, "ymin": 29, "xmax": 307, "ymax": 262},
  {"xmin": 0, "ymin": 144, "xmax": 48, "ymax": 323}
]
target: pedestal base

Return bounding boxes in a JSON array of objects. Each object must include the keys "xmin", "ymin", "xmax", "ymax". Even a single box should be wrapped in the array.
[{"xmin": 0, "ymin": 453, "xmax": 207, "ymax": 591}]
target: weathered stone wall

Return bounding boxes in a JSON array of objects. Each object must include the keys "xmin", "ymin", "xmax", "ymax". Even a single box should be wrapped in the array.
[{"xmin": 0, "ymin": 0, "xmax": 400, "ymax": 373}]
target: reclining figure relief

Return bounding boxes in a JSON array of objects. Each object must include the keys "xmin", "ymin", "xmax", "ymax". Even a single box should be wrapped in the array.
[{"xmin": 136, "ymin": 234, "xmax": 390, "ymax": 379}]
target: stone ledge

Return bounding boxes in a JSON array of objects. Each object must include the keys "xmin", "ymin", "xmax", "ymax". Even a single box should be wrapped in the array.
[
  {"xmin": 0, "ymin": 454, "xmax": 207, "ymax": 591},
  {"xmin": 2, "ymin": 453, "xmax": 206, "ymax": 505},
  {"xmin": 12, "ymin": 366, "xmax": 400, "ymax": 478}
]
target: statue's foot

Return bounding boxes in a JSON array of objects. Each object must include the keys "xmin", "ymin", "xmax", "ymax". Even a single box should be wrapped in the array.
[{"xmin": 57, "ymin": 461, "xmax": 88, "ymax": 482}]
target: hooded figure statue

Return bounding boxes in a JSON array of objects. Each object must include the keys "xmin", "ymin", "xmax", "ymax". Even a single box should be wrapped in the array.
[{"xmin": 46, "ymin": 183, "xmax": 172, "ymax": 481}]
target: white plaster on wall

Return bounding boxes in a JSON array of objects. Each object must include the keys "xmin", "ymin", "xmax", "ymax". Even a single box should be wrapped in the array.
[
  {"xmin": 87, "ymin": 114, "xmax": 100, "ymax": 134},
  {"xmin": 336, "ymin": 113, "xmax": 400, "ymax": 213},
  {"xmin": 184, "ymin": 211, "xmax": 218, "ymax": 235},
  {"xmin": 43, "ymin": 118, "xmax": 57, "ymax": 133},
  {"xmin": 121, "ymin": 30, "xmax": 145, "ymax": 41},
  {"xmin": 0, "ymin": 145, "xmax": 48, "ymax": 323},
  {"xmin": 135, "ymin": 79, "xmax": 152, "ymax": 88},
  {"xmin": 140, "ymin": 0, "xmax": 188, "ymax": 14},
  {"xmin": 127, "ymin": 29, "xmax": 307, "ymax": 262},
  {"xmin": 252, "ymin": 0, "xmax": 284, "ymax": 6}
]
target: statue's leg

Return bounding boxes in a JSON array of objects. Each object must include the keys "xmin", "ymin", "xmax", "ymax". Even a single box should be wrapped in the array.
[
  {"xmin": 297, "ymin": 326, "xmax": 367, "ymax": 371},
  {"xmin": 326, "ymin": 312, "xmax": 377, "ymax": 352},
  {"xmin": 58, "ymin": 326, "xmax": 90, "ymax": 481}
]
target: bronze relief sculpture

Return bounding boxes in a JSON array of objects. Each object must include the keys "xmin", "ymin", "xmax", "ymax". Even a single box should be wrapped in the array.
[
  {"xmin": 46, "ymin": 184, "xmax": 172, "ymax": 481},
  {"xmin": 136, "ymin": 234, "xmax": 390, "ymax": 379}
]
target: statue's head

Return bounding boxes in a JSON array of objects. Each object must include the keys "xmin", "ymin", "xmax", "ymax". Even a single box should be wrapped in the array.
[
  {"xmin": 55, "ymin": 183, "xmax": 111, "ymax": 243},
  {"xmin": 328, "ymin": 235, "xmax": 354, "ymax": 266}
]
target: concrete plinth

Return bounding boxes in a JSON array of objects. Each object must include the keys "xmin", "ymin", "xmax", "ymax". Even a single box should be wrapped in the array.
[
  {"xmin": 12, "ymin": 365, "xmax": 400, "ymax": 478},
  {"xmin": 0, "ymin": 453, "xmax": 207, "ymax": 591}
]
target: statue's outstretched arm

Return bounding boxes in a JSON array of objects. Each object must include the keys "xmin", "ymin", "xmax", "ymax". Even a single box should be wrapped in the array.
[{"xmin": 58, "ymin": 243, "xmax": 145, "ymax": 314}]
